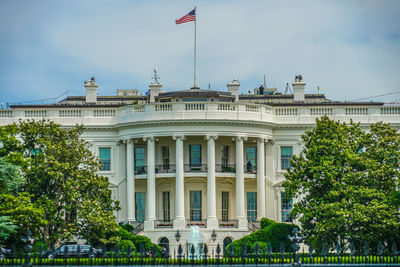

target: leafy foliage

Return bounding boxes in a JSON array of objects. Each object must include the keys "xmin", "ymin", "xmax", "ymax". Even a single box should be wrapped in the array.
[
  {"xmin": 226, "ymin": 219, "xmax": 297, "ymax": 254},
  {"xmin": 0, "ymin": 216, "xmax": 17, "ymax": 242},
  {"xmin": 283, "ymin": 116, "xmax": 400, "ymax": 250},
  {"xmin": 0, "ymin": 120, "xmax": 120, "ymax": 248}
]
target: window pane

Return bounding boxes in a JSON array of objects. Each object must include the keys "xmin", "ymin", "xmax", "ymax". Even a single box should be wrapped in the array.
[
  {"xmin": 281, "ymin": 192, "xmax": 293, "ymax": 222},
  {"xmin": 221, "ymin": 146, "xmax": 229, "ymax": 166},
  {"xmin": 190, "ymin": 191, "xmax": 202, "ymax": 221},
  {"xmin": 163, "ymin": 192, "xmax": 170, "ymax": 222},
  {"xmin": 222, "ymin": 191, "xmax": 229, "ymax": 221},
  {"xmin": 247, "ymin": 192, "xmax": 257, "ymax": 222},
  {"xmin": 190, "ymin": 145, "xmax": 201, "ymax": 167},
  {"xmin": 135, "ymin": 192, "xmax": 145, "ymax": 222},
  {"xmin": 99, "ymin": 147, "xmax": 111, "ymax": 171},
  {"xmin": 281, "ymin": 146, "xmax": 293, "ymax": 170},
  {"xmin": 246, "ymin": 147, "xmax": 256, "ymax": 172}
]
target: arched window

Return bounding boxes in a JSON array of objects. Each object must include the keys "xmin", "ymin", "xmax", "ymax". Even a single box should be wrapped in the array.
[
  {"xmin": 223, "ymin": 237, "xmax": 232, "ymax": 250},
  {"xmin": 159, "ymin": 237, "xmax": 169, "ymax": 248}
]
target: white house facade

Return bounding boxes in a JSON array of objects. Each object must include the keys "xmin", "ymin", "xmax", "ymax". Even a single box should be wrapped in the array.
[{"xmin": 1, "ymin": 75, "xmax": 399, "ymax": 251}]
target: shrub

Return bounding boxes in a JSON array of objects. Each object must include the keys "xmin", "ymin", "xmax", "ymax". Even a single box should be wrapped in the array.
[
  {"xmin": 117, "ymin": 239, "xmax": 136, "ymax": 253},
  {"xmin": 260, "ymin": 218, "xmax": 275, "ymax": 229},
  {"xmin": 226, "ymin": 218, "xmax": 298, "ymax": 255},
  {"xmin": 121, "ymin": 224, "xmax": 134, "ymax": 233}
]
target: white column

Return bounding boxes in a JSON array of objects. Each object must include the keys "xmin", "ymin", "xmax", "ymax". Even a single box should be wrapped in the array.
[
  {"xmin": 144, "ymin": 137, "xmax": 156, "ymax": 229},
  {"xmin": 126, "ymin": 139, "xmax": 135, "ymax": 222},
  {"xmin": 257, "ymin": 138, "xmax": 266, "ymax": 220},
  {"xmin": 235, "ymin": 136, "xmax": 247, "ymax": 229},
  {"xmin": 173, "ymin": 135, "xmax": 185, "ymax": 229},
  {"xmin": 206, "ymin": 135, "xmax": 218, "ymax": 228}
]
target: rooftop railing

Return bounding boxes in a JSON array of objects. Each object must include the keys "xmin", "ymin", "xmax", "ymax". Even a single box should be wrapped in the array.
[{"xmin": 1, "ymin": 103, "xmax": 399, "ymax": 127}]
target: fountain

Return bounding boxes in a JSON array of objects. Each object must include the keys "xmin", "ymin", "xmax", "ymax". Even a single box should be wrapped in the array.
[{"xmin": 189, "ymin": 225, "xmax": 204, "ymax": 259}]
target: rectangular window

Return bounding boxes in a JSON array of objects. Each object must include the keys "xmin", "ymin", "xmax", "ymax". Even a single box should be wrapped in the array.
[
  {"xmin": 99, "ymin": 147, "xmax": 111, "ymax": 171},
  {"xmin": 190, "ymin": 191, "xmax": 202, "ymax": 221},
  {"xmin": 135, "ymin": 192, "xmax": 145, "ymax": 222},
  {"xmin": 163, "ymin": 192, "xmax": 170, "ymax": 222},
  {"xmin": 162, "ymin": 146, "xmax": 170, "ymax": 170},
  {"xmin": 190, "ymin": 145, "xmax": 201, "ymax": 168},
  {"xmin": 247, "ymin": 192, "xmax": 257, "ymax": 222},
  {"xmin": 221, "ymin": 146, "xmax": 229, "ymax": 167},
  {"xmin": 246, "ymin": 147, "xmax": 257, "ymax": 172},
  {"xmin": 281, "ymin": 192, "xmax": 293, "ymax": 222},
  {"xmin": 222, "ymin": 191, "xmax": 229, "ymax": 221},
  {"xmin": 135, "ymin": 147, "xmax": 146, "ymax": 174},
  {"xmin": 281, "ymin": 146, "xmax": 293, "ymax": 170}
]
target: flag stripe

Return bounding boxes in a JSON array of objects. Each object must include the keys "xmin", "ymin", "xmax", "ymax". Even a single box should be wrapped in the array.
[{"xmin": 175, "ymin": 8, "xmax": 196, "ymax": 24}]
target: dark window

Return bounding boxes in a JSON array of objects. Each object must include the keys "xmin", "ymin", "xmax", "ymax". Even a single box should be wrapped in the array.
[
  {"xmin": 247, "ymin": 192, "xmax": 257, "ymax": 222},
  {"xmin": 163, "ymin": 191, "xmax": 170, "ymax": 222},
  {"xmin": 190, "ymin": 145, "xmax": 201, "ymax": 167},
  {"xmin": 246, "ymin": 147, "xmax": 256, "ymax": 172},
  {"xmin": 162, "ymin": 146, "xmax": 169, "ymax": 169},
  {"xmin": 190, "ymin": 191, "xmax": 202, "ymax": 221},
  {"xmin": 135, "ymin": 192, "xmax": 145, "ymax": 222},
  {"xmin": 222, "ymin": 191, "xmax": 229, "ymax": 221},
  {"xmin": 99, "ymin": 147, "xmax": 111, "ymax": 171},
  {"xmin": 281, "ymin": 192, "xmax": 293, "ymax": 222},
  {"xmin": 135, "ymin": 147, "xmax": 145, "ymax": 174},
  {"xmin": 281, "ymin": 146, "xmax": 293, "ymax": 170},
  {"xmin": 221, "ymin": 146, "xmax": 229, "ymax": 167}
]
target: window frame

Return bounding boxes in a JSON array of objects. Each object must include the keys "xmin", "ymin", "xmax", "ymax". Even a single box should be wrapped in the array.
[{"xmin": 99, "ymin": 147, "xmax": 111, "ymax": 171}]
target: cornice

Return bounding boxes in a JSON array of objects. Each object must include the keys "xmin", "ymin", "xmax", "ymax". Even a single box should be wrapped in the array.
[{"xmin": 115, "ymin": 119, "xmax": 276, "ymax": 131}]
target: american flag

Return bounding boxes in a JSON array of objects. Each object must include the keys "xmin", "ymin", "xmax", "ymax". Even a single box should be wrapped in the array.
[{"xmin": 175, "ymin": 8, "xmax": 196, "ymax": 24}]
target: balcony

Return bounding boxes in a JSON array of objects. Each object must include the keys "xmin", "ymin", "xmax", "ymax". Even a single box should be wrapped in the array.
[
  {"xmin": 184, "ymin": 164, "xmax": 207, "ymax": 173},
  {"xmin": 215, "ymin": 164, "xmax": 236, "ymax": 173},
  {"xmin": 244, "ymin": 165, "xmax": 257, "ymax": 174},
  {"xmin": 134, "ymin": 165, "xmax": 147, "ymax": 175},
  {"xmin": 154, "ymin": 220, "xmax": 173, "ymax": 228},
  {"xmin": 155, "ymin": 164, "xmax": 176, "ymax": 174},
  {"xmin": 219, "ymin": 220, "xmax": 238, "ymax": 228},
  {"xmin": 186, "ymin": 220, "xmax": 207, "ymax": 228}
]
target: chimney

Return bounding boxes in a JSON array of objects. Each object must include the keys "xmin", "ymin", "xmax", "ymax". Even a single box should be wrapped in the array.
[
  {"xmin": 84, "ymin": 77, "xmax": 98, "ymax": 103},
  {"xmin": 227, "ymin": 79, "xmax": 240, "ymax": 102},
  {"xmin": 292, "ymin": 75, "xmax": 305, "ymax": 102}
]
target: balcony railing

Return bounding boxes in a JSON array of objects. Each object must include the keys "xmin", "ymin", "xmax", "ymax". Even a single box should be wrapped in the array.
[
  {"xmin": 186, "ymin": 220, "xmax": 207, "ymax": 228},
  {"xmin": 215, "ymin": 164, "xmax": 236, "ymax": 173},
  {"xmin": 244, "ymin": 165, "xmax": 257, "ymax": 174},
  {"xmin": 184, "ymin": 164, "xmax": 207, "ymax": 172},
  {"xmin": 134, "ymin": 166, "xmax": 147, "ymax": 175},
  {"xmin": 154, "ymin": 220, "xmax": 173, "ymax": 228},
  {"xmin": 219, "ymin": 220, "xmax": 238, "ymax": 228},
  {"xmin": 155, "ymin": 164, "xmax": 176, "ymax": 174}
]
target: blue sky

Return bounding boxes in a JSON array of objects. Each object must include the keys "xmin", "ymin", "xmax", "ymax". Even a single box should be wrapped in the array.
[{"xmin": 0, "ymin": 0, "xmax": 399, "ymax": 105}]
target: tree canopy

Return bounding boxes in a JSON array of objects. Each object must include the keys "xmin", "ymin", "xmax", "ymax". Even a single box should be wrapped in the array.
[
  {"xmin": 283, "ymin": 116, "xmax": 400, "ymax": 250},
  {"xmin": 0, "ymin": 120, "xmax": 120, "ymax": 248}
]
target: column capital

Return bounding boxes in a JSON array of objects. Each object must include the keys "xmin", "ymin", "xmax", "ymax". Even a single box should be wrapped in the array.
[
  {"xmin": 267, "ymin": 138, "xmax": 275, "ymax": 145},
  {"xmin": 257, "ymin": 137, "xmax": 267, "ymax": 144},
  {"xmin": 232, "ymin": 136, "xmax": 247, "ymax": 142},
  {"xmin": 143, "ymin": 136, "xmax": 158, "ymax": 142},
  {"xmin": 204, "ymin": 135, "xmax": 218, "ymax": 141},
  {"xmin": 173, "ymin": 135, "xmax": 186, "ymax": 141}
]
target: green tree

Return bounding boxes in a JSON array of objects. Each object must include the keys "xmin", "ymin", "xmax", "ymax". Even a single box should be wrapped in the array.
[
  {"xmin": 0, "ymin": 216, "xmax": 17, "ymax": 243},
  {"xmin": 283, "ymin": 116, "xmax": 400, "ymax": 250},
  {"xmin": 0, "ymin": 120, "xmax": 120, "ymax": 248}
]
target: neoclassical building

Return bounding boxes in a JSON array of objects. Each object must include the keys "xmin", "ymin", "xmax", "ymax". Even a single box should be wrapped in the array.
[{"xmin": 0, "ymin": 75, "xmax": 399, "ymax": 251}]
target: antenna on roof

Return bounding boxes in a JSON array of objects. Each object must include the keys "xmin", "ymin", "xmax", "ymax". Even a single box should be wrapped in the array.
[
  {"xmin": 263, "ymin": 75, "xmax": 267, "ymax": 87},
  {"xmin": 317, "ymin": 86, "xmax": 320, "ymax": 94},
  {"xmin": 208, "ymin": 83, "xmax": 211, "ymax": 89},
  {"xmin": 284, "ymin": 82, "xmax": 293, "ymax": 94}
]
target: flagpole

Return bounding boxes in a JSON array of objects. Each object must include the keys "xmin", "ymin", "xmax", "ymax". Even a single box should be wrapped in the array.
[{"xmin": 193, "ymin": 6, "xmax": 197, "ymax": 88}]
